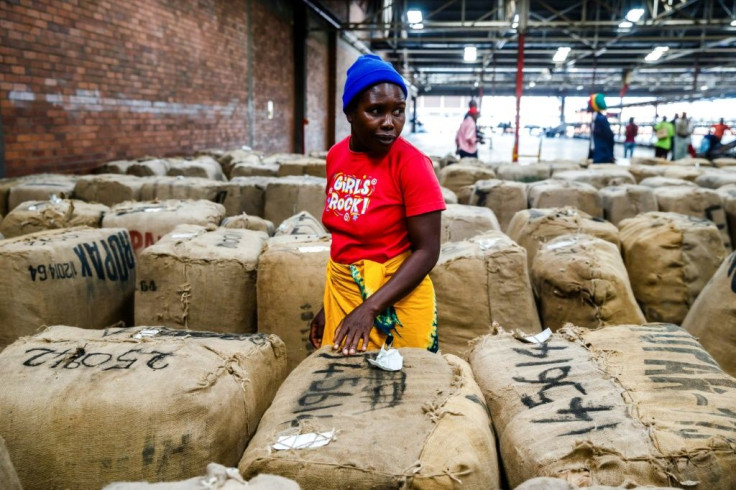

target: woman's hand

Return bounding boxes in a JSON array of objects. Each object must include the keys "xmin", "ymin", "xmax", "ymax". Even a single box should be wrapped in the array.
[
  {"xmin": 333, "ymin": 302, "xmax": 377, "ymax": 355},
  {"xmin": 309, "ymin": 307, "xmax": 325, "ymax": 349}
]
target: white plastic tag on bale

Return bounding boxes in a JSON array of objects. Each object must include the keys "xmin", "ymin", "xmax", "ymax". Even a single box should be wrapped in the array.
[
  {"xmin": 366, "ymin": 344, "xmax": 403, "ymax": 371},
  {"xmin": 272, "ymin": 430, "xmax": 336, "ymax": 451},
  {"xmin": 513, "ymin": 328, "xmax": 552, "ymax": 344}
]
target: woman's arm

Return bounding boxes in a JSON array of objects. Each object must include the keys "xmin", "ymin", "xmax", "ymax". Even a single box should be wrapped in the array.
[{"xmin": 332, "ymin": 210, "xmax": 442, "ymax": 355}]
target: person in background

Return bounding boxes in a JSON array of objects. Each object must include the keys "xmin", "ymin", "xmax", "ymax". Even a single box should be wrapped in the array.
[
  {"xmin": 589, "ymin": 93, "xmax": 614, "ymax": 163},
  {"xmin": 654, "ymin": 116, "xmax": 674, "ymax": 159},
  {"xmin": 624, "ymin": 117, "xmax": 638, "ymax": 159},
  {"xmin": 671, "ymin": 114, "xmax": 679, "ymax": 159},
  {"xmin": 310, "ymin": 54, "xmax": 446, "ymax": 356},
  {"xmin": 711, "ymin": 118, "xmax": 732, "ymax": 145},
  {"xmin": 456, "ymin": 105, "xmax": 480, "ymax": 158},
  {"xmin": 674, "ymin": 112, "xmax": 692, "ymax": 161}
]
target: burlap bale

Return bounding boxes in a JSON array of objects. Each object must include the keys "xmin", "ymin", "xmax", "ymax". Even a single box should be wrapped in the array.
[
  {"xmin": 102, "ymin": 199, "xmax": 226, "ymax": 254},
  {"xmin": 438, "ymin": 163, "xmax": 496, "ymax": 195},
  {"xmin": 496, "ymin": 164, "xmax": 552, "ymax": 183},
  {"xmin": 532, "ymin": 234, "xmax": 645, "ymax": 331},
  {"xmin": 309, "ymin": 150, "xmax": 328, "ymax": 159},
  {"xmin": 514, "ymin": 477, "xmax": 679, "ymax": 490},
  {"xmin": 507, "ymin": 207, "xmax": 620, "ymax": 273},
  {"xmin": 8, "ymin": 174, "xmax": 78, "ymax": 211},
  {"xmin": 696, "ymin": 170, "xmax": 736, "ymax": 189},
  {"xmin": 128, "ymin": 158, "xmax": 170, "ymax": 177},
  {"xmin": 0, "ymin": 435, "xmax": 22, "ymax": 490},
  {"xmin": 94, "ymin": 159, "xmax": 136, "ymax": 174},
  {"xmin": 0, "ymin": 227, "xmax": 136, "ymax": 347},
  {"xmin": 221, "ymin": 214, "xmax": 275, "ymax": 236},
  {"xmin": 440, "ymin": 186, "xmax": 458, "ymax": 204},
  {"xmin": 196, "ymin": 147, "xmax": 229, "ymax": 159},
  {"xmin": 681, "ymin": 251, "xmax": 736, "ymax": 377},
  {"xmin": 630, "ymin": 156, "xmax": 668, "ymax": 165},
  {"xmin": 653, "ymin": 185, "xmax": 731, "ymax": 250},
  {"xmin": 138, "ymin": 176, "xmax": 257, "ymax": 216},
  {"xmin": 470, "ymin": 179, "xmax": 528, "ymax": 232},
  {"xmin": 440, "ymin": 203, "xmax": 500, "ymax": 243},
  {"xmin": 74, "ymin": 174, "xmax": 150, "ymax": 206},
  {"xmin": 527, "ymin": 179, "xmax": 603, "ymax": 217},
  {"xmin": 104, "ymin": 465, "xmax": 300, "ymax": 490},
  {"xmin": 0, "ymin": 198, "xmax": 109, "ymax": 238},
  {"xmin": 0, "ymin": 177, "xmax": 22, "ymax": 216},
  {"xmin": 430, "ymin": 158, "xmax": 441, "ymax": 178},
  {"xmin": 274, "ymin": 211, "xmax": 327, "ymax": 237},
  {"xmin": 639, "ymin": 176, "xmax": 696, "ymax": 188},
  {"xmin": 552, "ymin": 168, "xmax": 635, "ymax": 189},
  {"xmin": 672, "ymin": 157, "xmax": 712, "ymax": 167},
  {"xmin": 661, "ymin": 165, "xmax": 703, "ymax": 182},
  {"xmin": 167, "ymin": 156, "xmax": 225, "ymax": 181},
  {"xmin": 257, "ymin": 235, "xmax": 330, "ymax": 372},
  {"xmin": 619, "ymin": 212, "xmax": 725, "ymax": 324},
  {"xmin": 468, "ymin": 323, "xmax": 736, "ymax": 489},
  {"xmin": 135, "ymin": 225, "xmax": 267, "ymax": 333},
  {"xmin": 277, "ymin": 157, "xmax": 326, "ymax": 178},
  {"xmin": 0, "ymin": 325, "xmax": 287, "ymax": 489},
  {"xmin": 262, "ymin": 153, "xmax": 308, "ymax": 166},
  {"xmin": 546, "ymin": 161, "xmax": 584, "ymax": 172},
  {"xmin": 230, "ymin": 162, "xmax": 280, "ymax": 178},
  {"xmin": 598, "ymin": 185, "xmax": 658, "ymax": 226},
  {"xmin": 714, "ymin": 157, "xmax": 736, "ymax": 168},
  {"xmin": 239, "ymin": 348, "xmax": 500, "ymax": 490},
  {"xmin": 228, "ymin": 177, "xmax": 274, "ymax": 217},
  {"xmin": 264, "ymin": 176, "xmax": 326, "ymax": 228},
  {"xmin": 218, "ymin": 148, "xmax": 263, "ymax": 176},
  {"xmin": 454, "ymin": 184, "xmax": 475, "ymax": 204},
  {"xmin": 627, "ymin": 165, "xmax": 665, "ymax": 183},
  {"xmin": 439, "ymin": 153, "xmax": 459, "ymax": 168},
  {"xmin": 717, "ymin": 185, "xmax": 736, "ymax": 247},
  {"xmin": 431, "ymin": 231, "xmax": 541, "ymax": 356}
]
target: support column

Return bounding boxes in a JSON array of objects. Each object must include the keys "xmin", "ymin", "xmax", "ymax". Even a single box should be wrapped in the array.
[
  {"xmin": 293, "ymin": 2, "xmax": 307, "ymax": 154},
  {"xmin": 512, "ymin": 32, "xmax": 525, "ymax": 163},
  {"xmin": 560, "ymin": 96, "xmax": 565, "ymax": 124},
  {"xmin": 411, "ymin": 95, "xmax": 417, "ymax": 133},
  {"xmin": 326, "ymin": 30, "xmax": 337, "ymax": 148}
]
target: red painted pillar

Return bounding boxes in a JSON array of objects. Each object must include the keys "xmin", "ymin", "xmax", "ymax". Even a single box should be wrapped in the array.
[{"xmin": 512, "ymin": 33, "xmax": 525, "ymax": 163}]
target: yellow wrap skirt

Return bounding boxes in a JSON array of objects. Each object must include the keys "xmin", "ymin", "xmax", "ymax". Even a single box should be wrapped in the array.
[{"xmin": 321, "ymin": 251, "xmax": 439, "ymax": 352}]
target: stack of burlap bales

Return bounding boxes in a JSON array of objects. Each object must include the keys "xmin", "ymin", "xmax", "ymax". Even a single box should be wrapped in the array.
[
  {"xmin": 0, "ymin": 198, "xmax": 109, "ymax": 238},
  {"xmin": 440, "ymin": 203, "xmax": 500, "ymax": 243}
]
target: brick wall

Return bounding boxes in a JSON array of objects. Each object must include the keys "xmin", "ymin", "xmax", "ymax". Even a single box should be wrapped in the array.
[
  {"xmin": 0, "ymin": 0, "xmax": 299, "ymax": 177},
  {"xmin": 334, "ymin": 38, "xmax": 362, "ymax": 143}
]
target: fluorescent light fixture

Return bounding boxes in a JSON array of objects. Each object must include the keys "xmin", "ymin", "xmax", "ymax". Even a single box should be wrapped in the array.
[
  {"xmin": 625, "ymin": 8, "xmax": 645, "ymax": 22},
  {"xmin": 411, "ymin": 23, "xmax": 424, "ymax": 30},
  {"xmin": 701, "ymin": 85, "xmax": 709, "ymax": 91},
  {"xmin": 731, "ymin": 19, "xmax": 736, "ymax": 27},
  {"xmin": 644, "ymin": 46, "xmax": 669, "ymax": 62},
  {"xmin": 618, "ymin": 21, "xmax": 633, "ymax": 30},
  {"xmin": 553, "ymin": 47, "xmax": 571, "ymax": 63},
  {"xmin": 529, "ymin": 81, "xmax": 536, "ymax": 87},
  {"xmin": 511, "ymin": 13, "xmax": 519, "ymax": 29},
  {"xmin": 576, "ymin": 85, "xmax": 584, "ymax": 91},
  {"xmin": 464, "ymin": 46, "xmax": 477, "ymax": 62},
  {"xmin": 407, "ymin": 10, "xmax": 423, "ymax": 24}
]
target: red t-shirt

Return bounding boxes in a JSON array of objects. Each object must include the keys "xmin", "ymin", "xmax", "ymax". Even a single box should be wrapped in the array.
[{"xmin": 322, "ymin": 136, "xmax": 446, "ymax": 264}]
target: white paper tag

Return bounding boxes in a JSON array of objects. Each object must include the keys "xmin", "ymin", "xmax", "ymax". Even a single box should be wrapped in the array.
[
  {"xmin": 367, "ymin": 344, "xmax": 403, "ymax": 371},
  {"xmin": 298, "ymin": 246, "xmax": 330, "ymax": 253},
  {"xmin": 170, "ymin": 233, "xmax": 197, "ymax": 239},
  {"xmin": 476, "ymin": 237, "xmax": 503, "ymax": 250},
  {"xmin": 545, "ymin": 237, "xmax": 579, "ymax": 250},
  {"xmin": 272, "ymin": 430, "xmax": 335, "ymax": 451},
  {"xmin": 513, "ymin": 328, "xmax": 552, "ymax": 344},
  {"xmin": 133, "ymin": 328, "xmax": 160, "ymax": 339}
]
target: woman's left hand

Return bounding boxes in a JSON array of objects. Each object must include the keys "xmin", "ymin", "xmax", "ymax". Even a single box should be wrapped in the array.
[{"xmin": 333, "ymin": 303, "xmax": 377, "ymax": 355}]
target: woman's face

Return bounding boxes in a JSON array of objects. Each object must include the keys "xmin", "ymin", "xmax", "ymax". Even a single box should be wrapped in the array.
[{"xmin": 347, "ymin": 83, "xmax": 406, "ymax": 155}]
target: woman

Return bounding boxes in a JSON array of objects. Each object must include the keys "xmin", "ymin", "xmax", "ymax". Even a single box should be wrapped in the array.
[
  {"xmin": 309, "ymin": 54, "xmax": 446, "ymax": 356},
  {"xmin": 456, "ymin": 106, "xmax": 480, "ymax": 158},
  {"xmin": 589, "ymin": 93, "xmax": 614, "ymax": 164}
]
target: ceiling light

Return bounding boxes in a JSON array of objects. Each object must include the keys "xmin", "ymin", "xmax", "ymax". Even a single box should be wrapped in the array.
[
  {"xmin": 731, "ymin": 19, "xmax": 736, "ymax": 27},
  {"xmin": 625, "ymin": 8, "xmax": 645, "ymax": 22},
  {"xmin": 644, "ymin": 46, "xmax": 669, "ymax": 62},
  {"xmin": 511, "ymin": 14, "xmax": 519, "ymax": 29},
  {"xmin": 576, "ymin": 85, "xmax": 584, "ymax": 91},
  {"xmin": 411, "ymin": 23, "xmax": 424, "ymax": 30},
  {"xmin": 553, "ymin": 47, "xmax": 571, "ymax": 63},
  {"xmin": 618, "ymin": 21, "xmax": 633, "ymax": 30},
  {"xmin": 407, "ymin": 10, "xmax": 423, "ymax": 24},
  {"xmin": 529, "ymin": 81, "xmax": 536, "ymax": 87},
  {"xmin": 464, "ymin": 46, "xmax": 477, "ymax": 62},
  {"xmin": 701, "ymin": 85, "xmax": 709, "ymax": 91},
  {"xmin": 473, "ymin": 80, "xmax": 480, "ymax": 88}
]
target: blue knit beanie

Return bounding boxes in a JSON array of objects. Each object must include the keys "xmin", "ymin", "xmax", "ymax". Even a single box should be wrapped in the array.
[{"xmin": 342, "ymin": 54, "xmax": 407, "ymax": 113}]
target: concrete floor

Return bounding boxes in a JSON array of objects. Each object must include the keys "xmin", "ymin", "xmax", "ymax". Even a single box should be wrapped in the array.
[{"xmin": 403, "ymin": 131, "xmax": 656, "ymax": 165}]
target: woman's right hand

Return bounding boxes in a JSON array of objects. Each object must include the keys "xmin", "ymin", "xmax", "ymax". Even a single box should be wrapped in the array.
[{"xmin": 309, "ymin": 307, "xmax": 325, "ymax": 349}]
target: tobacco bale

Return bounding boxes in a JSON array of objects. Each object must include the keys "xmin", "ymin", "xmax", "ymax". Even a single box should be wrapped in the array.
[
  {"xmin": 653, "ymin": 186, "xmax": 731, "ymax": 251},
  {"xmin": 681, "ymin": 251, "xmax": 736, "ymax": 377},
  {"xmin": 507, "ymin": 207, "xmax": 620, "ymax": 272},
  {"xmin": 102, "ymin": 200, "xmax": 226, "ymax": 255},
  {"xmin": 0, "ymin": 178, "xmax": 23, "ymax": 216},
  {"xmin": 277, "ymin": 157, "xmax": 326, "ymax": 178},
  {"xmin": 630, "ymin": 156, "xmax": 668, "ymax": 165},
  {"xmin": 239, "ymin": 348, "xmax": 500, "ymax": 490},
  {"xmin": 228, "ymin": 177, "xmax": 274, "ymax": 217},
  {"xmin": 532, "ymin": 234, "xmax": 645, "ymax": 331},
  {"xmin": 135, "ymin": 225, "xmax": 267, "ymax": 333},
  {"xmin": 440, "ymin": 204, "xmax": 500, "ymax": 243},
  {"xmin": 552, "ymin": 168, "xmax": 635, "ymax": 190},
  {"xmin": 138, "ymin": 176, "xmax": 257, "ymax": 216},
  {"xmin": 127, "ymin": 158, "xmax": 170, "ymax": 177},
  {"xmin": 218, "ymin": 149, "xmax": 263, "ymax": 178},
  {"xmin": 696, "ymin": 170, "xmax": 736, "ymax": 189},
  {"xmin": 230, "ymin": 162, "xmax": 280, "ymax": 178},
  {"xmin": 672, "ymin": 157, "xmax": 712, "ymax": 167},
  {"xmin": 221, "ymin": 214, "xmax": 275, "ymax": 236},
  {"xmin": 104, "ymin": 465, "xmax": 300, "ymax": 490},
  {"xmin": 515, "ymin": 476, "xmax": 680, "ymax": 489},
  {"xmin": 0, "ymin": 325, "xmax": 286, "ymax": 489},
  {"xmin": 264, "ymin": 176, "xmax": 326, "ymax": 228},
  {"xmin": 257, "ymin": 235, "xmax": 330, "ymax": 372},
  {"xmin": 455, "ymin": 184, "xmax": 475, "ymax": 204},
  {"xmin": 470, "ymin": 179, "xmax": 528, "ymax": 232},
  {"xmin": 0, "ymin": 435, "xmax": 21, "ymax": 490},
  {"xmin": 431, "ymin": 231, "xmax": 541, "ymax": 356},
  {"xmin": 496, "ymin": 164, "xmax": 552, "ymax": 183},
  {"xmin": 598, "ymin": 185, "xmax": 658, "ymax": 226},
  {"xmin": 438, "ymin": 163, "xmax": 496, "ymax": 195},
  {"xmin": 717, "ymin": 185, "xmax": 736, "ymax": 247},
  {"xmin": 262, "ymin": 153, "xmax": 307, "ymax": 166},
  {"xmin": 167, "ymin": 156, "xmax": 225, "ymax": 181},
  {"xmin": 0, "ymin": 227, "xmax": 136, "ymax": 347},
  {"xmin": 639, "ymin": 176, "xmax": 696, "ymax": 188},
  {"xmin": 440, "ymin": 186, "xmax": 458, "ymax": 204},
  {"xmin": 468, "ymin": 323, "xmax": 736, "ymax": 489},
  {"xmin": 527, "ymin": 179, "xmax": 603, "ymax": 218},
  {"xmin": 74, "ymin": 174, "xmax": 150, "ymax": 206},
  {"xmin": 627, "ymin": 165, "xmax": 665, "ymax": 184},
  {"xmin": 309, "ymin": 150, "xmax": 328, "ymax": 159},
  {"xmin": 274, "ymin": 211, "xmax": 327, "ymax": 237},
  {"xmin": 661, "ymin": 165, "xmax": 703, "ymax": 182},
  {"xmin": 0, "ymin": 199, "xmax": 109, "ymax": 238},
  {"xmin": 619, "ymin": 212, "xmax": 725, "ymax": 323},
  {"xmin": 8, "ymin": 174, "xmax": 78, "ymax": 211},
  {"xmin": 714, "ymin": 157, "xmax": 736, "ymax": 168},
  {"xmin": 93, "ymin": 160, "xmax": 136, "ymax": 174}
]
